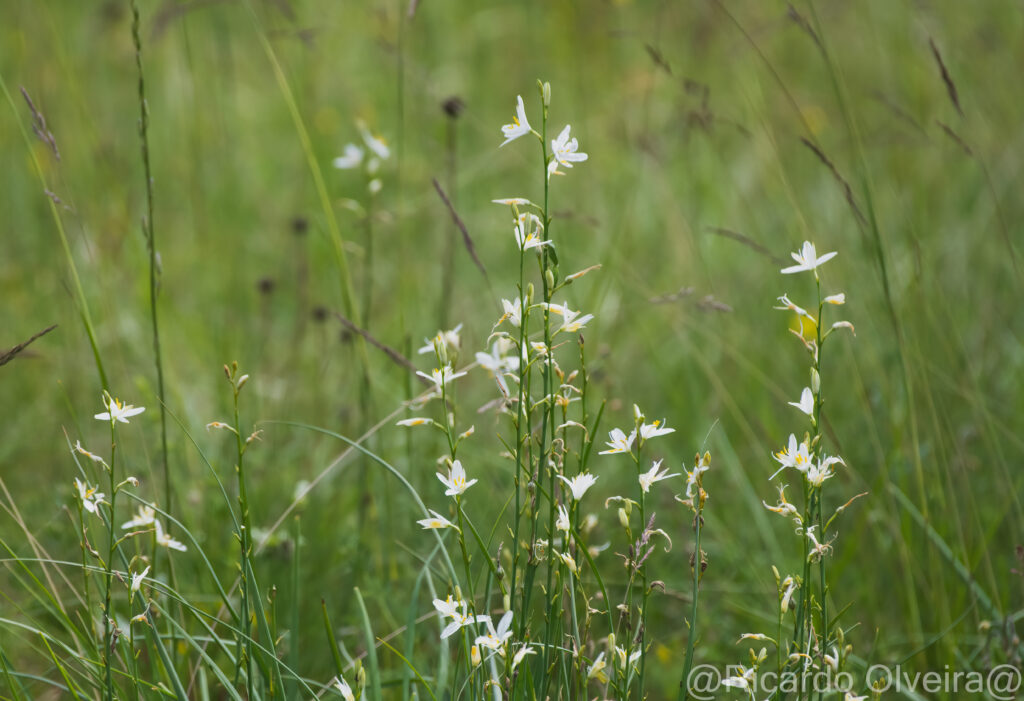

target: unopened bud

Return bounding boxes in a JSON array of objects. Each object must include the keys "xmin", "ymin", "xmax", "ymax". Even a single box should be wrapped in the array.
[
  {"xmin": 471, "ymin": 645, "xmax": 481, "ymax": 667},
  {"xmin": 541, "ymin": 81, "xmax": 551, "ymax": 107},
  {"xmin": 618, "ymin": 507, "xmax": 629, "ymax": 529},
  {"xmin": 810, "ymin": 367, "xmax": 820, "ymax": 393},
  {"xmin": 545, "ymin": 269, "xmax": 555, "ymax": 289}
]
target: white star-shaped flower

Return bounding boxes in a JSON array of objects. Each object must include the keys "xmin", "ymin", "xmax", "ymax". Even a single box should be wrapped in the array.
[
  {"xmin": 599, "ymin": 427, "xmax": 636, "ymax": 455},
  {"xmin": 547, "ymin": 125, "xmax": 588, "ymax": 179},
  {"xmin": 558, "ymin": 472, "xmax": 598, "ymax": 501},
  {"xmin": 436, "ymin": 460, "xmax": 478, "ymax": 497},
  {"xmin": 781, "ymin": 241, "xmax": 837, "ymax": 274},
  {"xmin": 638, "ymin": 460, "xmax": 680, "ymax": 493},
  {"xmin": 95, "ymin": 395, "xmax": 145, "ymax": 424}
]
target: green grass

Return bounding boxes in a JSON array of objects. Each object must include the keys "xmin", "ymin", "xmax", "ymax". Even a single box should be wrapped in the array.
[{"xmin": 1, "ymin": 0, "xmax": 1022, "ymax": 698}]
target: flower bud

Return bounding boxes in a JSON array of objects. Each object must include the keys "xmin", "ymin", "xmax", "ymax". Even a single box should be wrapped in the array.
[
  {"xmin": 810, "ymin": 367, "xmax": 820, "ymax": 393},
  {"xmin": 541, "ymin": 81, "xmax": 551, "ymax": 107},
  {"xmin": 618, "ymin": 507, "xmax": 629, "ymax": 529},
  {"xmin": 545, "ymin": 268, "xmax": 555, "ymax": 289},
  {"xmin": 471, "ymin": 645, "xmax": 481, "ymax": 667}
]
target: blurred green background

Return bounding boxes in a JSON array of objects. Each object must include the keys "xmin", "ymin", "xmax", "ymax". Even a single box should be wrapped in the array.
[{"xmin": 2, "ymin": 0, "xmax": 1022, "ymax": 697}]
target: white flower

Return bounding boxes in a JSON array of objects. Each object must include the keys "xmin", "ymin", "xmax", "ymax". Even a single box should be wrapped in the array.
[
  {"xmin": 333, "ymin": 143, "xmax": 364, "ymax": 170},
  {"xmin": 547, "ymin": 125, "xmax": 588, "ymax": 179},
  {"xmin": 781, "ymin": 241, "xmax": 837, "ymax": 274},
  {"xmin": 555, "ymin": 503, "xmax": 571, "ymax": 532},
  {"xmin": 638, "ymin": 460, "xmax": 680, "ymax": 493},
  {"xmin": 95, "ymin": 395, "xmax": 145, "ymax": 424},
  {"xmin": 154, "ymin": 520, "xmax": 186, "ymax": 552},
  {"xmin": 558, "ymin": 473, "xmax": 598, "ymax": 501},
  {"xmin": 556, "ymin": 550, "xmax": 578, "ymax": 575},
  {"xmin": 417, "ymin": 509, "xmax": 460, "ymax": 532},
  {"xmin": 74, "ymin": 478, "xmax": 105, "ymax": 515},
  {"xmin": 475, "ymin": 610, "xmax": 513, "ymax": 653},
  {"xmin": 416, "ymin": 365, "xmax": 468, "ymax": 391},
  {"xmin": 514, "ymin": 213, "xmax": 551, "ymax": 251},
  {"xmin": 684, "ymin": 460, "xmax": 709, "ymax": 498},
  {"xmin": 511, "ymin": 644, "xmax": 536, "ymax": 670},
  {"xmin": 599, "ymin": 427, "xmax": 635, "ymax": 455},
  {"xmin": 722, "ymin": 666, "xmax": 755, "ymax": 690},
  {"xmin": 614, "ymin": 645, "xmax": 643, "ymax": 670},
  {"xmin": 73, "ymin": 440, "xmax": 105, "ymax": 464},
  {"xmin": 805, "ymin": 455, "xmax": 844, "ymax": 487},
  {"xmin": 500, "ymin": 95, "xmax": 532, "ymax": 146},
  {"xmin": 433, "ymin": 596, "xmax": 484, "ymax": 638},
  {"xmin": 499, "ymin": 297, "xmax": 524, "ymax": 328},
  {"xmin": 358, "ymin": 121, "xmax": 390, "ymax": 160},
  {"xmin": 587, "ymin": 651, "xmax": 608, "ymax": 683},
  {"xmin": 418, "ymin": 323, "xmax": 463, "ymax": 356},
  {"xmin": 475, "ymin": 339, "xmax": 519, "ymax": 375},
  {"xmin": 824, "ymin": 293, "xmax": 846, "ymax": 305},
  {"xmin": 130, "ymin": 566, "xmax": 150, "ymax": 595},
  {"xmin": 122, "ymin": 505, "xmax": 156, "ymax": 530},
  {"xmin": 334, "ymin": 674, "xmax": 356, "ymax": 701},
  {"xmin": 546, "ymin": 302, "xmax": 594, "ymax": 334},
  {"xmin": 771, "ymin": 434, "xmax": 812, "ymax": 479},
  {"xmin": 638, "ymin": 417, "xmax": 674, "ymax": 442},
  {"xmin": 437, "ymin": 460, "xmax": 478, "ymax": 497},
  {"xmin": 788, "ymin": 387, "xmax": 814, "ymax": 416}
]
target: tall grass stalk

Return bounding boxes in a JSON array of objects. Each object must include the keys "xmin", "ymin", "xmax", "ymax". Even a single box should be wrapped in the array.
[{"xmin": 128, "ymin": 0, "xmax": 171, "ymax": 533}]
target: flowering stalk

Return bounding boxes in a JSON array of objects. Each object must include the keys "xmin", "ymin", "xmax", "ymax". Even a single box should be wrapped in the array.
[{"xmin": 224, "ymin": 364, "xmax": 255, "ymax": 698}]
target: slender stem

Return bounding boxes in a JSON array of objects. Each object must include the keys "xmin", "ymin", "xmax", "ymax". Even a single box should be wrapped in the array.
[
  {"xmin": 129, "ymin": 0, "xmax": 170, "ymax": 522},
  {"xmin": 103, "ymin": 419, "xmax": 117, "ymax": 701},
  {"xmin": 232, "ymin": 384, "xmax": 254, "ymax": 699},
  {"xmin": 678, "ymin": 501, "xmax": 703, "ymax": 701}
]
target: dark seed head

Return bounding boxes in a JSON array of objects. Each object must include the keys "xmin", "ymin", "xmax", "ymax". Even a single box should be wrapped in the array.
[
  {"xmin": 291, "ymin": 216, "xmax": 309, "ymax": 235},
  {"xmin": 442, "ymin": 96, "xmax": 465, "ymax": 119},
  {"xmin": 257, "ymin": 277, "xmax": 276, "ymax": 295}
]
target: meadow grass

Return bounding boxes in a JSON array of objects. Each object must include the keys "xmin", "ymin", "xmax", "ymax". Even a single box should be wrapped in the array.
[{"xmin": 1, "ymin": 1, "xmax": 1022, "ymax": 699}]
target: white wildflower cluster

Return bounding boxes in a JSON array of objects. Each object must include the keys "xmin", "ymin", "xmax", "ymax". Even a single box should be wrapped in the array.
[
  {"xmin": 333, "ymin": 119, "xmax": 390, "ymax": 195},
  {"xmin": 728, "ymin": 241, "xmax": 863, "ymax": 697}
]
